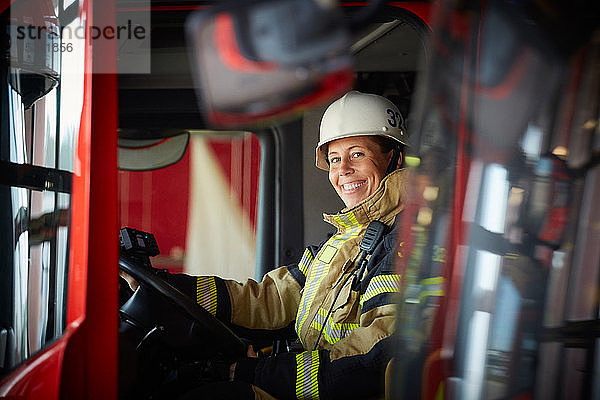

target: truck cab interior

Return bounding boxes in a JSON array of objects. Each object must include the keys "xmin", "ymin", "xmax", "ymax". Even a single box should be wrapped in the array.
[
  {"xmin": 116, "ymin": 3, "xmax": 430, "ymax": 397},
  {"xmin": 1, "ymin": 0, "xmax": 600, "ymax": 399},
  {"xmin": 117, "ymin": 2, "xmax": 429, "ymax": 276}
]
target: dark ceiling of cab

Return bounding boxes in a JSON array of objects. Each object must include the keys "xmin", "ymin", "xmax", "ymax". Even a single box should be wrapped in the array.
[{"xmin": 117, "ymin": 1, "xmax": 428, "ymax": 137}]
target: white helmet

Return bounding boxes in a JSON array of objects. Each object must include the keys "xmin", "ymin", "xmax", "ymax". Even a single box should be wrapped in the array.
[{"xmin": 315, "ymin": 90, "xmax": 408, "ymax": 170}]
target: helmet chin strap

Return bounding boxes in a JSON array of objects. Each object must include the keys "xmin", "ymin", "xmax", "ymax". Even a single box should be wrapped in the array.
[{"xmin": 385, "ymin": 147, "xmax": 401, "ymax": 176}]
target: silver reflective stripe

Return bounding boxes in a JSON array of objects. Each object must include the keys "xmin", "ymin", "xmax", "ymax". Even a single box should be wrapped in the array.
[
  {"xmin": 359, "ymin": 274, "xmax": 401, "ymax": 308},
  {"xmin": 196, "ymin": 276, "xmax": 217, "ymax": 315},
  {"xmin": 298, "ymin": 248, "xmax": 315, "ymax": 277},
  {"xmin": 310, "ymin": 308, "xmax": 359, "ymax": 344},
  {"xmin": 418, "ymin": 276, "xmax": 445, "ymax": 302},
  {"xmin": 295, "ymin": 351, "xmax": 320, "ymax": 399}
]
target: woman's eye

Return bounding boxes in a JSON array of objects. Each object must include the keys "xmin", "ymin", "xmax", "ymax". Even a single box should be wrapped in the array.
[
  {"xmin": 351, "ymin": 152, "xmax": 364, "ymax": 158},
  {"xmin": 329, "ymin": 157, "xmax": 340, "ymax": 164}
]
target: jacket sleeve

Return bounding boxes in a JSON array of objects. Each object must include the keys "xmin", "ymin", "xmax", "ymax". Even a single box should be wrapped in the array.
[
  {"xmin": 234, "ymin": 230, "xmax": 401, "ymax": 400},
  {"xmin": 164, "ymin": 246, "xmax": 319, "ymax": 330}
]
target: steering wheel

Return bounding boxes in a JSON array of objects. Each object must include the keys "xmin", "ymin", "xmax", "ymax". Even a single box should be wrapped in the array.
[{"xmin": 118, "ymin": 255, "xmax": 246, "ymax": 360}]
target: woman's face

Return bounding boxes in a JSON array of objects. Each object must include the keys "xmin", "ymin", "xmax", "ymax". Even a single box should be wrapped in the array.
[{"xmin": 327, "ymin": 136, "xmax": 394, "ymax": 209}]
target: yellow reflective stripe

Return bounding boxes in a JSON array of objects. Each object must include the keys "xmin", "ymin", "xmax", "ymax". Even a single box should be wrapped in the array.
[
  {"xmin": 359, "ymin": 274, "xmax": 401, "ymax": 308},
  {"xmin": 295, "ymin": 351, "xmax": 320, "ymax": 399},
  {"xmin": 332, "ymin": 214, "xmax": 350, "ymax": 229},
  {"xmin": 418, "ymin": 289, "xmax": 445, "ymax": 302},
  {"xmin": 331, "ymin": 211, "xmax": 361, "ymax": 231},
  {"xmin": 347, "ymin": 211, "xmax": 360, "ymax": 227},
  {"xmin": 295, "ymin": 223, "xmax": 363, "ymax": 345},
  {"xmin": 295, "ymin": 255, "xmax": 333, "ymax": 343},
  {"xmin": 310, "ymin": 308, "xmax": 359, "ymax": 344},
  {"xmin": 418, "ymin": 276, "xmax": 445, "ymax": 302},
  {"xmin": 196, "ymin": 276, "xmax": 217, "ymax": 316},
  {"xmin": 421, "ymin": 276, "xmax": 444, "ymax": 285},
  {"xmin": 298, "ymin": 248, "xmax": 314, "ymax": 276},
  {"xmin": 435, "ymin": 381, "xmax": 444, "ymax": 400},
  {"xmin": 318, "ymin": 245, "xmax": 338, "ymax": 264}
]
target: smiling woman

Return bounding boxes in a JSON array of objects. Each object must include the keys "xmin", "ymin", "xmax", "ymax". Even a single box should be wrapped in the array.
[
  {"xmin": 327, "ymin": 136, "xmax": 394, "ymax": 209},
  {"xmin": 315, "ymin": 91, "xmax": 408, "ymax": 209}
]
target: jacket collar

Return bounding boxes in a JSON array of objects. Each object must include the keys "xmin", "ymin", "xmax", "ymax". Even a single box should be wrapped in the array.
[{"xmin": 323, "ymin": 168, "xmax": 407, "ymax": 231}]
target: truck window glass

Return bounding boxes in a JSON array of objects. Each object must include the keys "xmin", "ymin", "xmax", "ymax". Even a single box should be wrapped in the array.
[
  {"xmin": 0, "ymin": 7, "xmax": 84, "ymax": 377},
  {"xmin": 118, "ymin": 132, "xmax": 261, "ymax": 281}
]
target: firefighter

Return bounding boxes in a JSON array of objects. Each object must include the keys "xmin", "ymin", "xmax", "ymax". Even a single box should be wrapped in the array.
[{"xmin": 173, "ymin": 91, "xmax": 409, "ymax": 399}]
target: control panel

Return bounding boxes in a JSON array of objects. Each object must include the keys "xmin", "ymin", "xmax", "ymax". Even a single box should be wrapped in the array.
[{"xmin": 119, "ymin": 227, "xmax": 160, "ymax": 257}]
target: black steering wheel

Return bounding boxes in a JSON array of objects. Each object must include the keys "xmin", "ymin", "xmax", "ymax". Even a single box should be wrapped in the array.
[{"xmin": 119, "ymin": 255, "xmax": 246, "ymax": 360}]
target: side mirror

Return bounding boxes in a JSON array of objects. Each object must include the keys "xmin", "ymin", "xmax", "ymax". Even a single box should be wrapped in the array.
[
  {"xmin": 118, "ymin": 133, "xmax": 189, "ymax": 171},
  {"xmin": 185, "ymin": 0, "xmax": 354, "ymax": 128}
]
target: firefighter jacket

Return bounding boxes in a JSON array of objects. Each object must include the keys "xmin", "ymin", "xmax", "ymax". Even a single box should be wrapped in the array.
[{"xmin": 169, "ymin": 168, "xmax": 407, "ymax": 399}]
